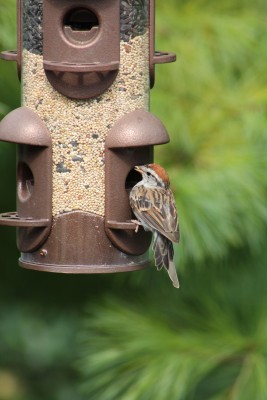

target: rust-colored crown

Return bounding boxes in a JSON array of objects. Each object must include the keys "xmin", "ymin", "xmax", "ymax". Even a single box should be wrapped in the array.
[{"xmin": 148, "ymin": 163, "xmax": 170, "ymax": 185}]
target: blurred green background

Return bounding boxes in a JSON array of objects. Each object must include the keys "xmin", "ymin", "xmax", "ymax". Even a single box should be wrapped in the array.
[{"xmin": 1, "ymin": 0, "xmax": 267, "ymax": 399}]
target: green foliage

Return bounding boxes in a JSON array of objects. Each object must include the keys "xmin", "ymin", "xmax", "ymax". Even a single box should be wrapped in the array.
[
  {"xmin": 152, "ymin": 0, "xmax": 267, "ymax": 265},
  {"xmin": 0, "ymin": 304, "xmax": 85, "ymax": 400},
  {"xmin": 0, "ymin": 0, "xmax": 20, "ymax": 118},
  {"xmin": 79, "ymin": 253, "xmax": 267, "ymax": 400},
  {"xmin": 0, "ymin": 0, "xmax": 16, "ymax": 49}
]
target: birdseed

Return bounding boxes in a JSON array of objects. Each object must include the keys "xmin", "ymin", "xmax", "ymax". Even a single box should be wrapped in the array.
[{"xmin": 22, "ymin": 33, "xmax": 149, "ymax": 217}]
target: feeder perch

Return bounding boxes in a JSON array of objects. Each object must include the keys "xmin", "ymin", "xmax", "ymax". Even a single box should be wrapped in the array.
[{"xmin": 0, "ymin": 0, "xmax": 176, "ymax": 274}]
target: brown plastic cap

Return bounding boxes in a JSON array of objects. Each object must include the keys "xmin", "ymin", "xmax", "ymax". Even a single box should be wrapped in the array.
[
  {"xmin": 0, "ymin": 107, "xmax": 51, "ymax": 146},
  {"xmin": 106, "ymin": 109, "xmax": 170, "ymax": 149},
  {"xmin": 43, "ymin": 0, "xmax": 120, "ymax": 98}
]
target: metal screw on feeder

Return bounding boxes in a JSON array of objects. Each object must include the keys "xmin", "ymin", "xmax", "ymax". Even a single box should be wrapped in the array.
[{"xmin": 0, "ymin": 0, "xmax": 176, "ymax": 274}]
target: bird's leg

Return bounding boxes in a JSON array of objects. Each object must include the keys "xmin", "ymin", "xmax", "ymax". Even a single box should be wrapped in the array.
[{"xmin": 131, "ymin": 219, "xmax": 142, "ymax": 233}]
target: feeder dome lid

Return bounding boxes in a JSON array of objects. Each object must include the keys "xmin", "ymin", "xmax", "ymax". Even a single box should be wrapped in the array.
[
  {"xmin": 106, "ymin": 109, "xmax": 170, "ymax": 149},
  {"xmin": 0, "ymin": 107, "xmax": 51, "ymax": 146}
]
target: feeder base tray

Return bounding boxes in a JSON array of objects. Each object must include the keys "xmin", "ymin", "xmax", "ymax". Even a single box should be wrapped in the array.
[
  {"xmin": 18, "ymin": 211, "xmax": 150, "ymax": 273},
  {"xmin": 19, "ymin": 259, "xmax": 150, "ymax": 274}
]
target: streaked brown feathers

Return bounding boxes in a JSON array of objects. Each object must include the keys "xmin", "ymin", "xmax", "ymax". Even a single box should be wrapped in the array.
[
  {"xmin": 130, "ymin": 185, "xmax": 179, "ymax": 243},
  {"xmin": 129, "ymin": 163, "xmax": 180, "ymax": 288}
]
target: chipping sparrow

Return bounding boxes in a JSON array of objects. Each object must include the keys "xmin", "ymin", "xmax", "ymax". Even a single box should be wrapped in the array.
[{"xmin": 129, "ymin": 163, "xmax": 180, "ymax": 288}]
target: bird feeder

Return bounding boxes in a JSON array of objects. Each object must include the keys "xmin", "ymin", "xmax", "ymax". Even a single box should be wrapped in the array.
[{"xmin": 0, "ymin": 0, "xmax": 176, "ymax": 273}]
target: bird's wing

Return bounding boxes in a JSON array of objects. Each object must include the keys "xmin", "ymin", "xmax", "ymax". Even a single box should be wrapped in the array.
[{"xmin": 131, "ymin": 186, "xmax": 179, "ymax": 243}]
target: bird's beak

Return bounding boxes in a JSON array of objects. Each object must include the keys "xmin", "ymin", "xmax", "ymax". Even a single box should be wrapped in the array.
[{"xmin": 134, "ymin": 166, "xmax": 143, "ymax": 175}]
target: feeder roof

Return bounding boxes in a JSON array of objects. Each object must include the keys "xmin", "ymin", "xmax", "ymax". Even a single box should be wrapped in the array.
[
  {"xmin": 106, "ymin": 109, "xmax": 170, "ymax": 148},
  {"xmin": 0, "ymin": 106, "xmax": 51, "ymax": 146}
]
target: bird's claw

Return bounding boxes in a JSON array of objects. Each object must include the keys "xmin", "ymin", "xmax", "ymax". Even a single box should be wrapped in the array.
[{"xmin": 131, "ymin": 219, "xmax": 142, "ymax": 233}]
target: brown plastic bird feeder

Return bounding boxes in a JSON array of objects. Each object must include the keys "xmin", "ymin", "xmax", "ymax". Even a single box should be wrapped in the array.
[{"xmin": 0, "ymin": 0, "xmax": 176, "ymax": 273}]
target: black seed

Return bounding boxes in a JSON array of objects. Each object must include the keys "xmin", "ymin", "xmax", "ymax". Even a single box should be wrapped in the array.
[
  {"xmin": 56, "ymin": 162, "xmax": 70, "ymax": 173},
  {"xmin": 23, "ymin": 0, "xmax": 43, "ymax": 54},
  {"xmin": 120, "ymin": 0, "xmax": 149, "ymax": 42},
  {"xmin": 72, "ymin": 156, "xmax": 84, "ymax": 162}
]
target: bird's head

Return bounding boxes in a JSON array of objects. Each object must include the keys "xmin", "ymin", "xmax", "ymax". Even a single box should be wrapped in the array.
[{"xmin": 134, "ymin": 163, "xmax": 170, "ymax": 188}]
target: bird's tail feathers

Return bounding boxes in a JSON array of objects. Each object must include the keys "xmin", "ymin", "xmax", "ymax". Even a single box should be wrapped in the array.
[
  {"xmin": 153, "ymin": 233, "xmax": 179, "ymax": 288},
  {"xmin": 153, "ymin": 233, "xmax": 164, "ymax": 270}
]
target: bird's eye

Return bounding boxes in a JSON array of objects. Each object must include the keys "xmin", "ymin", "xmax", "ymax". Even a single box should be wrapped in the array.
[{"xmin": 147, "ymin": 172, "xmax": 151, "ymax": 177}]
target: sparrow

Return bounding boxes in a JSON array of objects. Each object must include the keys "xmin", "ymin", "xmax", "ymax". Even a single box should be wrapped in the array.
[{"xmin": 129, "ymin": 163, "xmax": 180, "ymax": 288}]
